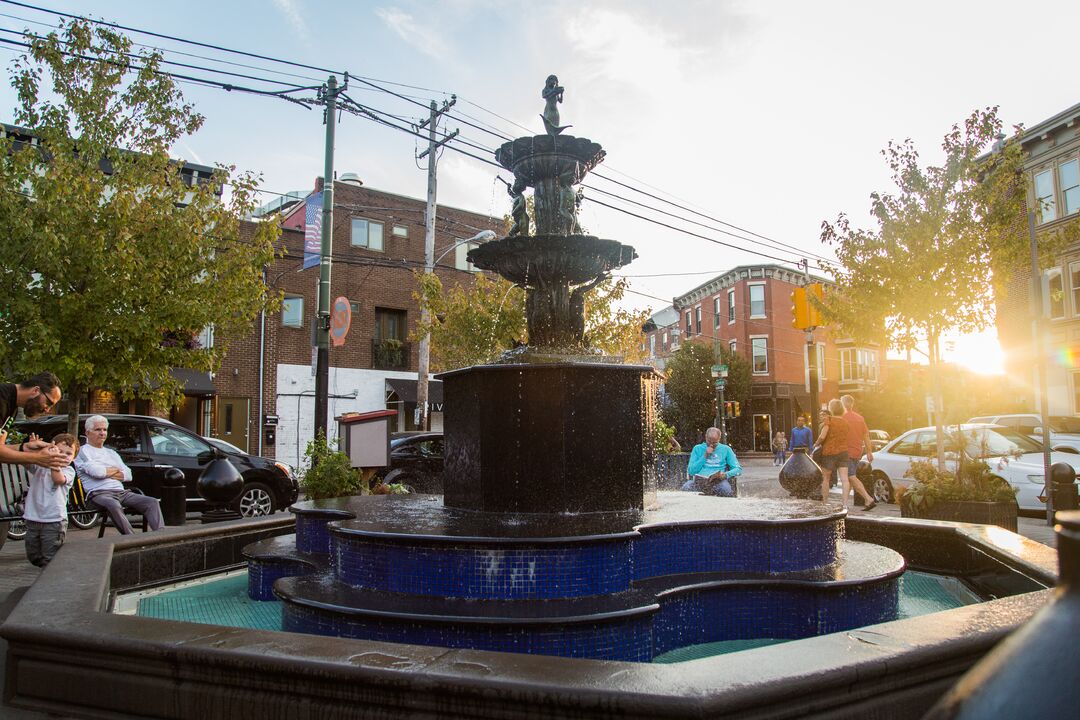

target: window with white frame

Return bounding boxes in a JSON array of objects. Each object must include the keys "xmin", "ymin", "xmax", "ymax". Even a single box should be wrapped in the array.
[
  {"xmin": 1061, "ymin": 159, "xmax": 1079, "ymax": 217},
  {"xmin": 840, "ymin": 348, "xmax": 879, "ymax": 383},
  {"xmin": 649, "ymin": 335, "xmax": 656, "ymax": 355},
  {"xmin": 196, "ymin": 325, "xmax": 214, "ymax": 349},
  {"xmin": 713, "ymin": 297, "xmax": 721, "ymax": 328},
  {"xmin": 695, "ymin": 306, "xmax": 702, "ymax": 334},
  {"xmin": 727, "ymin": 289, "xmax": 735, "ymax": 323},
  {"xmin": 748, "ymin": 283, "xmax": 766, "ymax": 318},
  {"xmin": 751, "ymin": 336, "xmax": 768, "ymax": 374},
  {"xmin": 392, "ymin": 225, "xmax": 408, "ymax": 237},
  {"xmin": 729, "ymin": 339, "xmax": 736, "ymax": 354},
  {"xmin": 1035, "ymin": 169, "xmax": 1057, "ymax": 224},
  {"xmin": 1047, "ymin": 268, "xmax": 1065, "ymax": 319},
  {"xmin": 662, "ymin": 331, "xmax": 668, "ymax": 348},
  {"xmin": 1071, "ymin": 262, "xmax": 1080, "ymax": 316},
  {"xmin": 685, "ymin": 311, "xmax": 692, "ymax": 336},
  {"xmin": 351, "ymin": 218, "xmax": 384, "ymax": 250},
  {"xmin": 281, "ymin": 295, "xmax": 303, "ymax": 327},
  {"xmin": 455, "ymin": 242, "xmax": 479, "ymax": 272},
  {"xmin": 1074, "ymin": 371, "xmax": 1080, "ymax": 414}
]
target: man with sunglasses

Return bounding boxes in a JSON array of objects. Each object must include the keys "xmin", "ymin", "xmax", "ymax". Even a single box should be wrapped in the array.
[{"xmin": 0, "ymin": 371, "xmax": 68, "ymax": 468}]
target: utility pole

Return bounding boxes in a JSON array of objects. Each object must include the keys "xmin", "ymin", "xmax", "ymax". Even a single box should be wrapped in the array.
[
  {"xmin": 799, "ymin": 259, "xmax": 821, "ymax": 438},
  {"xmin": 314, "ymin": 74, "xmax": 344, "ymax": 442},
  {"xmin": 415, "ymin": 96, "xmax": 458, "ymax": 431},
  {"xmin": 1029, "ymin": 212, "xmax": 1053, "ymax": 526}
]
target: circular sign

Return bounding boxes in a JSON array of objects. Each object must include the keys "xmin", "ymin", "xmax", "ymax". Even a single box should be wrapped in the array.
[{"xmin": 330, "ymin": 297, "xmax": 352, "ymax": 347}]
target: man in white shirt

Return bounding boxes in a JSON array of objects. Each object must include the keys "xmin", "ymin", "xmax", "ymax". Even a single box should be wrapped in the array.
[{"xmin": 74, "ymin": 415, "xmax": 163, "ymax": 534}]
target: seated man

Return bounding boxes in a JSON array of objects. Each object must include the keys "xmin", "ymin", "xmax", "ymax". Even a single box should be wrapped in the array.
[
  {"xmin": 74, "ymin": 415, "xmax": 163, "ymax": 534},
  {"xmin": 681, "ymin": 426, "xmax": 741, "ymax": 497}
]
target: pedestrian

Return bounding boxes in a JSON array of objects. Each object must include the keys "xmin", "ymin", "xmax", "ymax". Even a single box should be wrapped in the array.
[
  {"xmin": 789, "ymin": 415, "xmax": 813, "ymax": 453},
  {"xmin": 0, "ymin": 372, "xmax": 67, "ymax": 469},
  {"xmin": 74, "ymin": 415, "xmax": 164, "ymax": 534},
  {"xmin": 22, "ymin": 433, "xmax": 77, "ymax": 567},
  {"xmin": 772, "ymin": 431, "xmax": 787, "ymax": 466},
  {"xmin": 682, "ymin": 427, "xmax": 742, "ymax": 497},
  {"xmin": 840, "ymin": 394, "xmax": 877, "ymax": 511},
  {"xmin": 814, "ymin": 400, "xmax": 850, "ymax": 506}
]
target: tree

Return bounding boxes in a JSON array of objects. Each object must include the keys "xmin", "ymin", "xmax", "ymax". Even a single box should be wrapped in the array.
[
  {"xmin": 661, "ymin": 342, "xmax": 714, "ymax": 448},
  {"xmin": 818, "ymin": 107, "xmax": 1074, "ymax": 468},
  {"xmin": 0, "ymin": 21, "xmax": 280, "ymax": 435},
  {"xmin": 413, "ymin": 273, "xmax": 649, "ymax": 370}
]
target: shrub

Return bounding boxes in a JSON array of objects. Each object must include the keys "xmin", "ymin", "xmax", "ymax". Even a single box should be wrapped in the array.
[
  {"xmin": 903, "ymin": 459, "xmax": 1016, "ymax": 512},
  {"xmin": 654, "ymin": 418, "xmax": 679, "ymax": 454},
  {"xmin": 298, "ymin": 431, "xmax": 361, "ymax": 500}
]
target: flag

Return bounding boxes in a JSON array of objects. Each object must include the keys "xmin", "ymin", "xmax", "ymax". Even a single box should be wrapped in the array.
[{"xmin": 303, "ymin": 191, "xmax": 323, "ymax": 270}]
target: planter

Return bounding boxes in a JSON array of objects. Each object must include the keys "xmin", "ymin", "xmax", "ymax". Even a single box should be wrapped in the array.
[
  {"xmin": 900, "ymin": 498, "xmax": 1018, "ymax": 532},
  {"xmin": 779, "ymin": 448, "xmax": 824, "ymax": 499}
]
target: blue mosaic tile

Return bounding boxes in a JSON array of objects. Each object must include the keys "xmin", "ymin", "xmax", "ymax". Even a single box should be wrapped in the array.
[
  {"xmin": 247, "ymin": 558, "xmax": 314, "ymax": 601},
  {"xmin": 334, "ymin": 536, "xmax": 633, "ymax": 600},
  {"xmin": 295, "ymin": 514, "xmax": 340, "ymax": 555}
]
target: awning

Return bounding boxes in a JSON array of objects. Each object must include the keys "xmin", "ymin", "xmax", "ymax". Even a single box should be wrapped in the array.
[
  {"xmin": 171, "ymin": 368, "xmax": 216, "ymax": 396},
  {"xmin": 385, "ymin": 378, "xmax": 443, "ymax": 405}
]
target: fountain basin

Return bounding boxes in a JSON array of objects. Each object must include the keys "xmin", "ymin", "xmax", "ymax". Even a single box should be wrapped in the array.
[
  {"xmin": 467, "ymin": 234, "xmax": 636, "ymax": 286},
  {"xmin": 495, "ymin": 135, "xmax": 606, "ymax": 185}
]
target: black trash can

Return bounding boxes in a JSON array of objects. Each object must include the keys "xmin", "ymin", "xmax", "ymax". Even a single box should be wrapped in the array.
[
  {"xmin": 160, "ymin": 467, "xmax": 187, "ymax": 526},
  {"xmin": 1051, "ymin": 462, "xmax": 1079, "ymax": 514}
]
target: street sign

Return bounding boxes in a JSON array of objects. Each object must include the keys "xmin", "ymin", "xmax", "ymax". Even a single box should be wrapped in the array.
[
  {"xmin": 711, "ymin": 364, "xmax": 729, "ymax": 378},
  {"xmin": 715, "ymin": 379, "xmax": 726, "ymax": 389}
]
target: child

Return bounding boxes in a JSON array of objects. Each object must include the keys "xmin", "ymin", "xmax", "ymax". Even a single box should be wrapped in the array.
[
  {"xmin": 772, "ymin": 431, "xmax": 787, "ymax": 466},
  {"xmin": 23, "ymin": 433, "xmax": 77, "ymax": 568}
]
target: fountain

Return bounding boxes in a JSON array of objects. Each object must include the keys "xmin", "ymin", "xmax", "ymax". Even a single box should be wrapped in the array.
[
  {"xmin": 0, "ymin": 77, "xmax": 1062, "ymax": 719},
  {"xmin": 243, "ymin": 77, "xmax": 906, "ymax": 661}
]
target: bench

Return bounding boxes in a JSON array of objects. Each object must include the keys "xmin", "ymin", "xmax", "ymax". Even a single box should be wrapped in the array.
[{"xmin": 0, "ymin": 462, "xmax": 30, "ymax": 544}]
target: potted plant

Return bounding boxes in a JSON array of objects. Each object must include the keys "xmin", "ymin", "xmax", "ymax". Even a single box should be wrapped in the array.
[
  {"xmin": 653, "ymin": 419, "xmax": 689, "ymax": 489},
  {"xmin": 298, "ymin": 432, "xmax": 362, "ymax": 500},
  {"xmin": 900, "ymin": 458, "xmax": 1018, "ymax": 531}
]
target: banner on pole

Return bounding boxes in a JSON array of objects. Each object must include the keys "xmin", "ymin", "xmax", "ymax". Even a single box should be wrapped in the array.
[{"xmin": 303, "ymin": 191, "xmax": 323, "ymax": 270}]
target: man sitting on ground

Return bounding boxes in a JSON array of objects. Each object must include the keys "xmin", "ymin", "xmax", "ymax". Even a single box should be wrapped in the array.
[
  {"xmin": 74, "ymin": 415, "xmax": 163, "ymax": 534},
  {"xmin": 681, "ymin": 426, "xmax": 742, "ymax": 497}
]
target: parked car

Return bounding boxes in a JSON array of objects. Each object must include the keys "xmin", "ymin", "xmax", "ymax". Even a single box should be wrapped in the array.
[
  {"xmin": 967, "ymin": 414, "xmax": 1080, "ymax": 454},
  {"xmin": 379, "ymin": 431, "xmax": 444, "ymax": 493},
  {"xmin": 868, "ymin": 423, "xmax": 1080, "ymax": 511},
  {"xmin": 17, "ymin": 414, "xmax": 298, "ymax": 517},
  {"xmin": 868, "ymin": 429, "xmax": 891, "ymax": 452}
]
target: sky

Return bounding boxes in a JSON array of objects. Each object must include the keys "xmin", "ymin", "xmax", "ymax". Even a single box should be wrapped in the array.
[{"xmin": 1, "ymin": 0, "xmax": 1077, "ymax": 375}]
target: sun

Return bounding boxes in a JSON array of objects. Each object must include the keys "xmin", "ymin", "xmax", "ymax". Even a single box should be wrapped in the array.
[{"xmin": 943, "ymin": 328, "xmax": 1006, "ymax": 375}]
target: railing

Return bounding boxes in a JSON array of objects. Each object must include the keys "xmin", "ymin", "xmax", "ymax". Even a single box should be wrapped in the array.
[{"xmin": 372, "ymin": 339, "xmax": 411, "ymax": 370}]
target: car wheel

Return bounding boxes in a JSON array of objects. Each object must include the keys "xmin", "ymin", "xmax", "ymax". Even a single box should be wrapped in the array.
[
  {"xmin": 871, "ymin": 472, "xmax": 894, "ymax": 504},
  {"xmin": 235, "ymin": 481, "xmax": 275, "ymax": 517}
]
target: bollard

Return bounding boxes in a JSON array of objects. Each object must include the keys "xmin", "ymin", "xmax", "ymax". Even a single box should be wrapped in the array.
[
  {"xmin": 1050, "ymin": 462, "xmax": 1079, "ymax": 515},
  {"xmin": 160, "ymin": 467, "xmax": 188, "ymax": 526}
]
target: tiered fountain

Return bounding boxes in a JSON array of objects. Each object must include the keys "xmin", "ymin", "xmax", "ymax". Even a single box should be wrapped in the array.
[{"xmin": 244, "ymin": 77, "xmax": 905, "ymax": 661}]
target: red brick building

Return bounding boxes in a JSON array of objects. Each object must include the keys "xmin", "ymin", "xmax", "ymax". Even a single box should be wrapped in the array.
[{"xmin": 665, "ymin": 264, "xmax": 882, "ymax": 451}]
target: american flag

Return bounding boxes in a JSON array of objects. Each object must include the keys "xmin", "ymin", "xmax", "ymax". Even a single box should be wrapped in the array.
[{"xmin": 303, "ymin": 191, "xmax": 323, "ymax": 270}]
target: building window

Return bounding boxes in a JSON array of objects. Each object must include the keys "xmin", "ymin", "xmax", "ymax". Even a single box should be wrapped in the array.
[
  {"xmin": 1035, "ymin": 169, "xmax": 1057, "ymax": 224},
  {"xmin": 729, "ymin": 339, "xmax": 736, "ymax": 354},
  {"xmin": 1070, "ymin": 262, "xmax": 1080, "ymax": 316},
  {"xmin": 1074, "ymin": 371, "xmax": 1080, "ymax": 414},
  {"xmin": 455, "ymin": 242, "xmax": 479, "ymax": 272},
  {"xmin": 649, "ymin": 335, "xmax": 656, "ymax": 356},
  {"xmin": 727, "ymin": 290, "xmax": 735, "ymax": 323},
  {"xmin": 351, "ymin": 218, "xmax": 384, "ymax": 250},
  {"xmin": 685, "ymin": 311, "xmax": 692, "ymax": 336},
  {"xmin": 748, "ymin": 283, "xmax": 766, "ymax": 318},
  {"xmin": 694, "ymin": 307, "xmax": 702, "ymax": 334},
  {"xmin": 1061, "ymin": 159, "xmax": 1080, "ymax": 217},
  {"xmin": 751, "ymin": 337, "xmax": 768, "ymax": 374},
  {"xmin": 375, "ymin": 307, "xmax": 406, "ymax": 342},
  {"xmin": 662, "ymin": 331, "xmax": 668, "ymax": 348},
  {"xmin": 840, "ymin": 348, "xmax": 879, "ymax": 383},
  {"xmin": 1047, "ymin": 268, "xmax": 1065, "ymax": 319},
  {"xmin": 281, "ymin": 295, "xmax": 303, "ymax": 327},
  {"xmin": 392, "ymin": 225, "xmax": 408, "ymax": 237},
  {"xmin": 373, "ymin": 308, "xmax": 408, "ymax": 370},
  {"xmin": 713, "ymin": 297, "xmax": 721, "ymax": 328},
  {"xmin": 196, "ymin": 325, "xmax": 214, "ymax": 349}
]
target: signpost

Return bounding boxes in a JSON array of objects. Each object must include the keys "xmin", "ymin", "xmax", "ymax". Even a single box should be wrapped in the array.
[{"xmin": 711, "ymin": 364, "xmax": 729, "ymax": 445}]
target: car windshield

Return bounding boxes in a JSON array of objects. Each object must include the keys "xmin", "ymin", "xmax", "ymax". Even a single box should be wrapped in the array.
[
  {"xmin": 957, "ymin": 427, "xmax": 1043, "ymax": 458},
  {"xmin": 1050, "ymin": 416, "xmax": 1080, "ymax": 433}
]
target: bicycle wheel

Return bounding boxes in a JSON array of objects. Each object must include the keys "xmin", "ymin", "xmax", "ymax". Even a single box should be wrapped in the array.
[
  {"xmin": 69, "ymin": 506, "xmax": 102, "ymax": 530},
  {"xmin": 6, "ymin": 517, "xmax": 26, "ymax": 541}
]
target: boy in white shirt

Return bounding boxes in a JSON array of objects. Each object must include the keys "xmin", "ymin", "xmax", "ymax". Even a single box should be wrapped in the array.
[{"xmin": 22, "ymin": 433, "xmax": 77, "ymax": 567}]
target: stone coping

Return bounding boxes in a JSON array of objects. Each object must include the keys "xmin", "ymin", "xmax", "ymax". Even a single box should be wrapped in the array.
[{"xmin": 0, "ymin": 513, "xmax": 1060, "ymax": 719}]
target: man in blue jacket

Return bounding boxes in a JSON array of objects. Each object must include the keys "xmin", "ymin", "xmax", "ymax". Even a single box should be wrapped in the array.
[{"xmin": 681, "ymin": 427, "xmax": 741, "ymax": 497}]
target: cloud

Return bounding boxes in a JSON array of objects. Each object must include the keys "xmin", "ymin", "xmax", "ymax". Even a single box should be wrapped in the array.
[
  {"xmin": 272, "ymin": 0, "xmax": 312, "ymax": 44},
  {"xmin": 375, "ymin": 6, "xmax": 451, "ymax": 61}
]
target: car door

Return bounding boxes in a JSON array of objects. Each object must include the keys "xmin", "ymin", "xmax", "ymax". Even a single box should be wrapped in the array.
[
  {"xmin": 146, "ymin": 423, "xmax": 216, "ymax": 500},
  {"xmin": 874, "ymin": 431, "xmax": 930, "ymax": 488},
  {"xmin": 104, "ymin": 420, "xmax": 155, "ymax": 496}
]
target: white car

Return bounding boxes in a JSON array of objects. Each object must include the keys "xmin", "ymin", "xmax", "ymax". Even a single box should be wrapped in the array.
[
  {"xmin": 868, "ymin": 423, "xmax": 1080, "ymax": 512},
  {"xmin": 967, "ymin": 414, "xmax": 1080, "ymax": 454}
]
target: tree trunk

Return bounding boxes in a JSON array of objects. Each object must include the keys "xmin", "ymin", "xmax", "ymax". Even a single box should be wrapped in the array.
[
  {"xmin": 66, "ymin": 383, "xmax": 83, "ymax": 439},
  {"xmin": 929, "ymin": 332, "xmax": 946, "ymax": 471}
]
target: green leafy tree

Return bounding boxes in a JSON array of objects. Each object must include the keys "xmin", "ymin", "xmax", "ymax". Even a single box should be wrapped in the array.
[
  {"xmin": 661, "ymin": 340, "xmax": 756, "ymax": 449},
  {"xmin": 819, "ymin": 107, "xmax": 1076, "ymax": 467},
  {"xmin": 0, "ymin": 21, "xmax": 280, "ymax": 435},
  {"xmin": 413, "ymin": 273, "xmax": 649, "ymax": 370}
]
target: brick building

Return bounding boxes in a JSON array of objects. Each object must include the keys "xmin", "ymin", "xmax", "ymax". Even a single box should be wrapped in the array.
[
  {"xmin": 641, "ymin": 306, "xmax": 681, "ymax": 371},
  {"xmin": 995, "ymin": 102, "xmax": 1080, "ymax": 415},
  {"xmin": 205, "ymin": 178, "xmax": 501, "ymax": 468},
  {"xmin": 668, "ymin": 264, "xmax": 882, "ymax": 451}
]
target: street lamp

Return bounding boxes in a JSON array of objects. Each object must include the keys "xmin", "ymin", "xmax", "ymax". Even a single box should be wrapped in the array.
[{"xmin": 416, "ymin": 229, "xmax": 498, "ymax": 429}]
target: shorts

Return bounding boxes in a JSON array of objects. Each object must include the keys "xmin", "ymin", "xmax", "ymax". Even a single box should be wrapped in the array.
[
  {"xmin": 820, "ymin": 452, "xmax": 849, "ymax": 473},
  {"xmin": 847, "ymin": 458, "xmax": 864, "ymax": 478}
]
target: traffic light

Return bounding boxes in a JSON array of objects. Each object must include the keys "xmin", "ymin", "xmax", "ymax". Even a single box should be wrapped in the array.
[
  {"xmin": 791, "ymin": 286, "xmax": 809, "ymax": 329},
  {"xmin": 722, "ymin": 401, "xmax": 741, "ymax": 419},
  {"xmin": 733, "ymin": 401, "xmax": 741, "ymax": 418},
  {"xmin": 806, "ymin": 283, "xmax": 824, "ymax": 328}
]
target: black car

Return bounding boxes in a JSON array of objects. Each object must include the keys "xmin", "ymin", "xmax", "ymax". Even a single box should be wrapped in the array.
[
  {"xmin": 381, "ymin": 432, "xmax": 444, "ymax": 493},
  {"xmin": 17, "ymin": 414, "xmax": 298, "ymax": 517}
]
